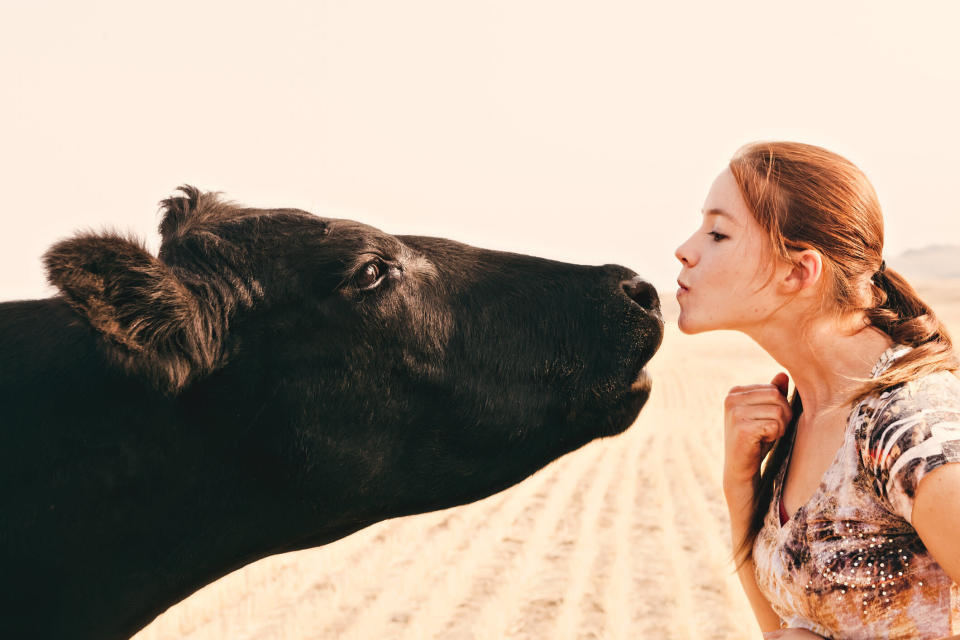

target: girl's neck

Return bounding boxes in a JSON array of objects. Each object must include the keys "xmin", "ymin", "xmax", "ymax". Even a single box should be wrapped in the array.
[{"xmin": 745, "ymin": 311, "xmax": 892, "ymax": 418}]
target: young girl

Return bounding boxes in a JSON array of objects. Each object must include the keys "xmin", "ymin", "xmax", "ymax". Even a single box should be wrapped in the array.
[{"xmin": 674, "ymin": 142, "xmax": 960, "ymax": 639}]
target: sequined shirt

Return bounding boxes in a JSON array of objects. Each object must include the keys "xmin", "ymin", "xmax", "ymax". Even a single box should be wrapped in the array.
[{"xmin": 753, "ymin": 346, "xmax": 960, "ymax": 639}]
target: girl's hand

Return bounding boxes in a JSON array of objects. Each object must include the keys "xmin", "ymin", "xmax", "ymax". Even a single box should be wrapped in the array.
[
  {"xmin": 723, "ymin": 372, "xmax": 793, "ymax": 490},
  {"xmin": 762, "ymin": 629, "xmax": 825, "ymax": 639}
]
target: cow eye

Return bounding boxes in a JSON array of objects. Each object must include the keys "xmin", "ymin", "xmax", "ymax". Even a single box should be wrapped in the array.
[{"xmin": 355, "ymin": 259, "xmax": 384, "ymax": 290}]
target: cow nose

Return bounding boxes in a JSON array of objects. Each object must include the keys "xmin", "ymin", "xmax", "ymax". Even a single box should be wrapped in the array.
[{"xmin": 622, "ymin": 276, "xmax": 659, "ymax": 312}]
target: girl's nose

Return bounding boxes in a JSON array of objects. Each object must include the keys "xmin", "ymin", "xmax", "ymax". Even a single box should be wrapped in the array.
[{"xmin": 675, "ymin": 238, "xmax": 695, "ymax": 266}]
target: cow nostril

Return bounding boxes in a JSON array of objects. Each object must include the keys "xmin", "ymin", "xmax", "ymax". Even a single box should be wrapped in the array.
[{"xmin": 622, "ymin": 277, "xmax": 660, "ymax": 312}]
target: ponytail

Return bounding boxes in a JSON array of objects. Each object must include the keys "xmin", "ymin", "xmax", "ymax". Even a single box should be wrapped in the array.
[{"xmin": 858, "ymin": 265, "xmax": 958, "ymax": 403}]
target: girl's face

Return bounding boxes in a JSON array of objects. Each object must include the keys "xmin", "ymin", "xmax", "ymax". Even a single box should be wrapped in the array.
[{"xmin": 674, "ymin": 168, "xmax": 788, "ymax": 335}]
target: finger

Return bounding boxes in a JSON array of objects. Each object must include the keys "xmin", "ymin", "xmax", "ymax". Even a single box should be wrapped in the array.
[
  {"xmin": 729, "ymin": 383, "xmax": 783, "ymax": 394},
  {"xmin": 763, "ymin": 419, "xmax": 788, "ymax": 441},
  {"xmin": 746, "ymin": 402, "xmax": 793, "ymax": 425},
  {"xmin": 744, "ymin": 406, "xmax": 789, "ymax": 422},
  {"xmin": 729, "ymin": 404, "xmax": 786, "ymax": 424},
  {"xmin": 731, "ymin": 419, "xmax": 783, "ymax": 446},
  {"xmin": 729, "ymin": 387, "xmax": 793, "ymax": 407},
  {"xmin": 750, "ymin": 419, "xmax": 786, "ymax": 443},
  {"xmin": 771, "ymin": 372, "xmax": 789, "ymax": 397}
]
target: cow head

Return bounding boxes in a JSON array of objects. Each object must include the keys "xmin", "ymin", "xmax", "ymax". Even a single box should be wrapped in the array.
[{"xmin": 45, "ymin": 186, "xmax": 663, "ymax": 532}]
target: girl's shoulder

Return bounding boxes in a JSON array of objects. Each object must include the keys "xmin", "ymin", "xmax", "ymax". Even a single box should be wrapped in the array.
[
  {"xmin": 861, "ymin": 366, "xmax": 960, "ymax": 433},
  {"xmin": 854, "ymin": 367, "xmax": 960, "ymax": 522},
  {"xmin": 858, "ymin": 343, "xmax": 960, "ymax": 433}
]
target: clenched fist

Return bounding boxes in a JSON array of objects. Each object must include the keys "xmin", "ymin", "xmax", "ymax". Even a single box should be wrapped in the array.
[{"xmin": 723, "ymin": 372, "xmax": 793, "ymax": 490}]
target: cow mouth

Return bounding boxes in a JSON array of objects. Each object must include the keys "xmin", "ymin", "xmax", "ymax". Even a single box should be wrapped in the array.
[
  {"xmin": 592, "ymin": 374, "xmax": 652, "ymax": 438},
  {"xmin": 602, "ymin": 322, "xmax": 662, "ymax": 434},
  {"xmin": 578, "ymin": 359, "xmax": 657, "ymax": 438},
  {"xmin": 629, "ymin": 367, "xmax": 651, "ymax": 393}
]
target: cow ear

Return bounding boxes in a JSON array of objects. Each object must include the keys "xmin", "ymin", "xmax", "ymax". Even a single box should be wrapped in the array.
[
  {"xmin": 43, "ymin": 232, "xmax": 222, "ymax": 393},
  {"xmin": 157, "ymin": 184, "xmax": 235, "ymax": 245}
]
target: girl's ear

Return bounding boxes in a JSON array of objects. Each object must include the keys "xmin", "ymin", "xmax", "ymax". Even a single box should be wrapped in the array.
[{"xmin": 781, "ymin": 249, "xmax": 823, "ymax": 293}]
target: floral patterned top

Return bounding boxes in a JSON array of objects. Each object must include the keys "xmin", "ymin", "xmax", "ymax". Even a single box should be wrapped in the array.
[{"xmin": 753, "ymin": 346, "xmax": 960, "ymax": 639}]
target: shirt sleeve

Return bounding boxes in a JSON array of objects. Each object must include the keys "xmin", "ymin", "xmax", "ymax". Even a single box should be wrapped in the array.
[{"xmin": 860, "ymin": 373, "xmax": 960, "ymax": 524}]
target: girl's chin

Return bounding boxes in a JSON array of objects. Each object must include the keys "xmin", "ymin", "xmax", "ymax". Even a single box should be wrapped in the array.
[{"xmin": 677, "ymin": 313, "xmax": 709, "ymax": 335}]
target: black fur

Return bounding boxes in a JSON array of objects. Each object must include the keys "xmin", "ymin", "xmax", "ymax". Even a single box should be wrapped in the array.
[{"xmin": 0, "ymin": 187, "xmax": 662, "ymax": 639}]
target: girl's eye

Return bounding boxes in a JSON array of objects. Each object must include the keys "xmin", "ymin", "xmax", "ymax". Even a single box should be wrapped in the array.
[
  {"xmin": 708, "ymin": 231, "xmax": 728, "ymax": 242},
  {"xmin": 355, "ymin": 260, "xmax": 384, "ymax": 290}
]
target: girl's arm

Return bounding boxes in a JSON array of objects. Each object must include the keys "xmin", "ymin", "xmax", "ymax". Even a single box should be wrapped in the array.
[
  {"xmin": 724, "ymin": 481, "xmax": 783, "ymax": 632},
  {"xmin": 722, "ymin": 373, "xmax": 794, "ymax": 633},
  {"xmin": 912, "ymin": 462, "xmax": 960, "ymax": 584},
  {"xmin": 880, "ymin": 385, "xmax": 960, "ymax": 640}
]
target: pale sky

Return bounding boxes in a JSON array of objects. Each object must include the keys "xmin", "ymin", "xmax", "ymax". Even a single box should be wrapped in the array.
[{"xmin": 1, "ymin": 0, "xmax": 958, "ymax": 300}]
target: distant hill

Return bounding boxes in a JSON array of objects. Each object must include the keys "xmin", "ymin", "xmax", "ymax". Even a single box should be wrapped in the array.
[{"xmin": 888, "ymin": 244, "xmax": 959, "ymax": 280}]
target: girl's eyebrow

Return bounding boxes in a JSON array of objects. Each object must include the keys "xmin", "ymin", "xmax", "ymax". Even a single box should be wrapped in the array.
[{"xmin": 702, "ymin": 207, "xmax": 741, "ymax": 226}]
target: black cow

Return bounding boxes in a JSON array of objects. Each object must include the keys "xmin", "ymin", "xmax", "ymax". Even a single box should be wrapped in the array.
[{"xmin": 0, "ymin": 187, "xmax": 662, "ymax": 639}]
